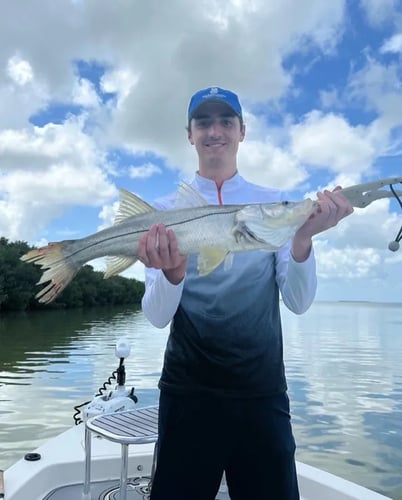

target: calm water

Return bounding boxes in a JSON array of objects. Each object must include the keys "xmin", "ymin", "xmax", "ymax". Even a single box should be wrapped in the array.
[{"xmin": 0, "ymin": 302, "xmax": 401, "ymax": 499}]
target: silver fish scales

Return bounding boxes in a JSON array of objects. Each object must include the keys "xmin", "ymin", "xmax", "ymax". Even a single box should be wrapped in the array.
[{"xmin": 21, "ymin": 177, "xmax": 402, "ymax": 304}]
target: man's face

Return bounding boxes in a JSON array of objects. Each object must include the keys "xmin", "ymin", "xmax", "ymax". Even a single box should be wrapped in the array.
[{"xmin": 188, "ymin": 101, "xmax": 245, "ymax": 168}]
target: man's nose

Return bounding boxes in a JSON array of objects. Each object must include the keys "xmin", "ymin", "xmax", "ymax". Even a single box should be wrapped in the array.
[{"xmin": 207, "ymin": 120, "xmax": 222, "ymax": 136}]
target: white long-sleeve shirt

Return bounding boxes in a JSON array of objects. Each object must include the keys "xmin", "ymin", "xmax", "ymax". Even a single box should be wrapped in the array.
[
  {"xmin": 141, "ymin": 173, "xmax": 317, "ymax": 397},
  {"xmin": 142, "ymin": 173, "xmax": 317, "ymax": 328}
]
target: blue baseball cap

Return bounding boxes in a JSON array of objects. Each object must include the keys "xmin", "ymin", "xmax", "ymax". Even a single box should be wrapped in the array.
[{"xmin": 187, "ymin": 86, "xmax": 243, "ymax": 122}]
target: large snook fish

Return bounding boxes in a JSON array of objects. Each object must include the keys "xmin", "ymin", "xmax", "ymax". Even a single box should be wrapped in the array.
[{"xmin": 21, "ymin": 182, "xmax": 316, "ymax": 304}]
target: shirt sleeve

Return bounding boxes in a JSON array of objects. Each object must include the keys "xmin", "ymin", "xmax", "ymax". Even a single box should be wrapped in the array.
[
  {"xmin": 141, "ymin": 267, "xmax": 185, "ymax": 328},
  {"xmin": 139, "ymin": 193, "xmax": 185, "ymax": 328},
  {"xmin": 275, "ymin": 242, "xmax": 317, "ymax": 314}
]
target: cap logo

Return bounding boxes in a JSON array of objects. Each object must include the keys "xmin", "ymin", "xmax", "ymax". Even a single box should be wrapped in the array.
[{"xmin": 188, "ymin": 86, "xmax": 242, "ymax": 121}]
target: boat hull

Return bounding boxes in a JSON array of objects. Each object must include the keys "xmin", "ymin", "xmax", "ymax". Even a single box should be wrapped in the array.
[{"xmin": 3, "ymin": 423, "xmax": 390, "ymax": 500}]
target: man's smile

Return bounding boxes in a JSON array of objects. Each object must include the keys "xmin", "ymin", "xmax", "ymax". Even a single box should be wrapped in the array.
[{"xmin": 205, "ymin": 142, "xmax": 226, "ymax": 148}]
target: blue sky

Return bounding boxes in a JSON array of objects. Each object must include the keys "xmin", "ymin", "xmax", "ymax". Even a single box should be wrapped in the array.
[{"xmin": 0, "ymin": 0, "xmax": 401, "ymax": 302}]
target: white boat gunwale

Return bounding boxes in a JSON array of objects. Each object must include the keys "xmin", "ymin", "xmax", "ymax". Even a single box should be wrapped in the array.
[{"xmin": 3, "ymin": 412, "xmax": 391, "ymax": 500}]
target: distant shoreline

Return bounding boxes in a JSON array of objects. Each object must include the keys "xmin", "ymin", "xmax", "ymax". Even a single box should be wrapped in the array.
[
  {"xmin": 322, "ymin": 300, "xmax": 402, "ymax": 307},
  {"xmin": 279, "ymin": 299, "xmax": 402, "ymax": 307}
]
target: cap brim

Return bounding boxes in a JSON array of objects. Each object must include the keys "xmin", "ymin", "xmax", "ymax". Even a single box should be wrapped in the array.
[{"xmin": 189, "ymin": 100, "xmax": 239, "ymax": 120}]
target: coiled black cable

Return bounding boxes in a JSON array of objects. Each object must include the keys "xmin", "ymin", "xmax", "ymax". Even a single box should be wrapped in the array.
[{"xmin": 72, "ymin": 369, "xmax": 118, "ymax": 425}]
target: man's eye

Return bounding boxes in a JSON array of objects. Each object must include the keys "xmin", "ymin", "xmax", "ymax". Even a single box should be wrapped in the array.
[
  {"xmin": 222, "ymin": 119, "xmax": 233, "ymax": 127},
  {"xmin": 196, "ymin": 120, "xmax": 209, "ymax": 128}
]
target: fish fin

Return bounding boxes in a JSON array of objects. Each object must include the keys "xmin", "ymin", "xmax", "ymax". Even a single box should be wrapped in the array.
[
  {"xmin": 114, "ymin": 189, "xmax": 155, "ymax": 224},
  {"xmin": 20, "ymin": 242, "xmax": 80, "ymax": 304},
  {"xmin": 104, "ymin": 256, "xmax": 138, "ymax": 278},
  {"xmin": 173, "ymin": 182, "xmax": 210, "ymax": 208},
  {"xmin": 223, "ymin": 252, "xmax": 234, "ymax": 271},
  {"xmin": 197, "ymin": 247, "xmax": 228, "ymax": 275}
]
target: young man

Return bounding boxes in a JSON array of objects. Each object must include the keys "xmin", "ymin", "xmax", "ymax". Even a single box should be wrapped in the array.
[{"xmin": 138, "ymin": 86, "xmax": 353, "ymax": 500}]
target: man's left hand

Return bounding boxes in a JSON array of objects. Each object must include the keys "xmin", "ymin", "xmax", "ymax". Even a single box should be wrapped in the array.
[{"xmin": 291, "ymin": 186, "xmax": 354, "ymax": 262}]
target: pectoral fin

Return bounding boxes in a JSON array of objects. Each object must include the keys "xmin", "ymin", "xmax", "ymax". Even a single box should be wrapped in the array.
[
  {"xmin": 223, "ymin": 252, "xmax": 234, "ymax": 271},
  {"xmin": 197, "ymin": 247, "xmax": 228, "ymax": 275}
]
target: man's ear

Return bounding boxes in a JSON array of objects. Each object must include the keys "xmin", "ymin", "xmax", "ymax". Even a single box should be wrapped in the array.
[
  {"xmin": 187, "ymin": 127, "xmax": 194, "ymax": 145},
  {"xmin": 240, "ymin": 124, "xmax": 246, "ymax": 142}
]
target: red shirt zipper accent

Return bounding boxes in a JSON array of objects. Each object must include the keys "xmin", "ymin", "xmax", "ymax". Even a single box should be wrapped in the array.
[{"xmin": 216, "ymin": 184, "xmax": 223, "ymax": 205}]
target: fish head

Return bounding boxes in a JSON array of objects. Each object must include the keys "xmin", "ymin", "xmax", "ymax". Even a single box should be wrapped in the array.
[
  {"xmin": 234, "ymin": 198, "xmax": 315, "ymax": 250},
  {"xmin": 259, "ymin": 198, "xmax": 315, "ymax": 228}
]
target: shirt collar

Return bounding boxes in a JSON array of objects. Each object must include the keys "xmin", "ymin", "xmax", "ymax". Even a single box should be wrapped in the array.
[{"xmin": 191, "ymin": 171, "xmax": 244, "ymax": 193}]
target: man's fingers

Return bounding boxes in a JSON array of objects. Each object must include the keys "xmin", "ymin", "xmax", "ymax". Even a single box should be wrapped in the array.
[
  {"xmin": 156, "ymin": 225, "xmax": 172, "ymax": 265},
  {"xmin": 138, "ymin": 224, "xmax": 186, "ymax": 271},
  {"xmin": 167, "ymin": 229, "xmax": 179, "ymax": 253},
  {"xmin": 313, "ymin": 190, "xmax": 350, "ymax": 229},
  {"xmin": 325, "ymin": 189, "xmax": 354, "ymax": 219},
  {"xmin": 145, "ymin": 224, "xmax": 160, "ymax": 252}
]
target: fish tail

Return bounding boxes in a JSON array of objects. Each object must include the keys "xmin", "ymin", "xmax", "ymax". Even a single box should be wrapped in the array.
[{"xmin": 21, "ymin": 242, "xmax": 80, "ymax": 304}]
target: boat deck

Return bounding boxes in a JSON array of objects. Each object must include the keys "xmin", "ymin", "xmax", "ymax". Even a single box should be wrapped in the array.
[{"xmin": 43, "ymin": 476, "xmax": 231, "ymax": 499}]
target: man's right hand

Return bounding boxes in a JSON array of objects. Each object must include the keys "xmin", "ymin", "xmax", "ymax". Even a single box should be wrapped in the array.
[{"xmin": 137, "ymin": 223, "xmax": 187, "ymax": 284}]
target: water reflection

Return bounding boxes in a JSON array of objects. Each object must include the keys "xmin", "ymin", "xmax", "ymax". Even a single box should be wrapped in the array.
[
  {"xmin": 0, "ymin": 306, "xmax": 167, "ymax": 468},
  {"xmin": 0, "ymin": 302, "xmax": 401, "ymax": 498},
  {"xmin": 281, "ymin": 302, "xmax": 402, "ymax": 498}
]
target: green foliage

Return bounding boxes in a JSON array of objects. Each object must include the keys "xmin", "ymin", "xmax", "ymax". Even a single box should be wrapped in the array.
[{"xmin": 0, "ymin": 238, "xmax": 145, "ymax": 312}]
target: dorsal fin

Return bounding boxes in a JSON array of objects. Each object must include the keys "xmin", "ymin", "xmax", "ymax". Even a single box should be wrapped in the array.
[
  {"xmin": 114, "ymin": 189, "xmax": 155, "ymax": 224},
  {"xmin": 173, "ymin": 182, "xmax": 209, "ymax": 208}
]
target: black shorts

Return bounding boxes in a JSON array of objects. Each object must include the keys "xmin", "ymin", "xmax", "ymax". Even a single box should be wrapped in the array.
[{"xmin": 150, "ymin": 391, "xmax": 299, "ymax": 500}]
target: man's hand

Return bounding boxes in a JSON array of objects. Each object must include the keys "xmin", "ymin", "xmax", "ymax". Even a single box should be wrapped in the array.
[
  {"xmin": 292, "ymin": 187, "xmax": 354, "ymax": 262},
  {"xmin": 137, "ymin": 223, "xmax": 187, "ymax": 284}
]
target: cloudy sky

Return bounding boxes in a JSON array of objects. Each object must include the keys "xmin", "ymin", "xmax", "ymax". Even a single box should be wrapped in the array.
[{"xmin": 1, "ymin": 0, "xmax": 402, "ymax": 303}]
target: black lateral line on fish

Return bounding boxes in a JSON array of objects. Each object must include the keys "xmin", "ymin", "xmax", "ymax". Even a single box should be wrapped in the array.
[{"xmin": 38, "ymin": 206, "xmax": 244, "ymax": 267}]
